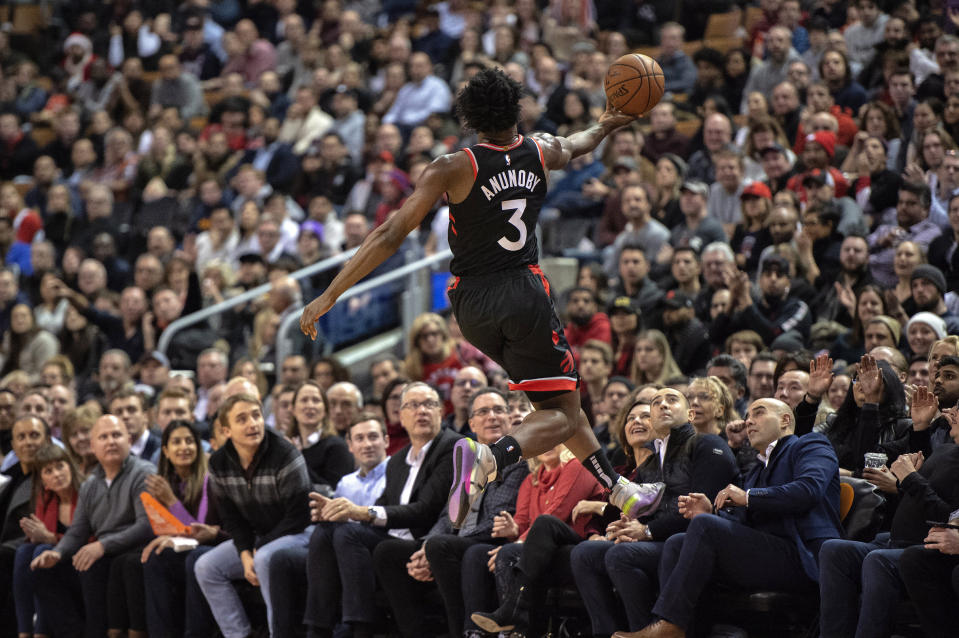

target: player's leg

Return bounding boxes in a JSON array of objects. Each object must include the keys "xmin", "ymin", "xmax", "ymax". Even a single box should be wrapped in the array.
[{"xmin": 449, "ymin": 387, "xmax": 663, "ymax": 527}]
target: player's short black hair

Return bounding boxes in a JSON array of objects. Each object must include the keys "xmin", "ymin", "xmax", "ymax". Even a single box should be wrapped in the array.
[{"xmin": 455, "ymin": 68, "xmax": 523, "ymax": 134}]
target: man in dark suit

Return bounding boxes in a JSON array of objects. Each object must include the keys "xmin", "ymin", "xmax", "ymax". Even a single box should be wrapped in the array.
[
  {"xmin": 381, "ymin": 387, "xmax": 529, "ymax": 637},
  {"xmin": 108, "ymin": 389, "xmax": 161, "ymax": 463},
  {"xmin": 303, "ymin": 382, "xmax": 460, "ymax": 638},
  {"xmin": 612, "ymin": 398, "xmax": 842, "ymax": 638}
]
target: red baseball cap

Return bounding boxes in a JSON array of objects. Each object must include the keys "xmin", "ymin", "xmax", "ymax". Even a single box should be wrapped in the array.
[{"xmin": 740, "ymin": 181, "xmax": 772, "ymax": 200}]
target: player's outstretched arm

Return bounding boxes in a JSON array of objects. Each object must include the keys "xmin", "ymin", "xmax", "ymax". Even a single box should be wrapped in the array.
[
  {"xmin": 299, "ymin": 154, "xmax": 458, "ymax": 340},
  {"xmin": 532, "ymin": 104, "xmax": 636, "ymax": 170}
]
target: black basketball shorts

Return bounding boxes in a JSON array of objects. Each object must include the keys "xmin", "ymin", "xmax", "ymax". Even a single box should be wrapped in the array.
[{"xmin": 447, "ymin": 264, "xmax": 579, "ymax": 403}]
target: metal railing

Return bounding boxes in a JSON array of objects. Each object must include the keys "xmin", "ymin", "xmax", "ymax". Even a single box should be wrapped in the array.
[
  {"xmin": 275, "ymin": 249, "xmax": 453, "ymax": 366},
  {"xmin": 156, "ymin": 247, "xmax": 359, "ymax": 356}
]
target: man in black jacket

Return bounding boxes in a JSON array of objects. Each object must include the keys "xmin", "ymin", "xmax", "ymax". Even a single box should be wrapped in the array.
[
  {"xmin": 193, "ymin": 394, "xmax": 312, "ymax": 638},
  {"xmin": 303, "ymin": 382, "xmax": 460, "ymax": 638},
  {"xmin": 571, "ymin": 388, "xmax": 739, "ymax": 636},
  {"xmin": 712, "ymin": 254, "xmax": 812, "ymax": 346},
  {"xmin": 0, "ymin": 416, "xmax": 48, "ymax": 635}
]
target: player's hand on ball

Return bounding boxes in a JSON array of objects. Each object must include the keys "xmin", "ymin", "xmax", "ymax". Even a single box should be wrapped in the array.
[{"xmin": 598, "ymin": 104, "xmax": 636, "ymax": 130}]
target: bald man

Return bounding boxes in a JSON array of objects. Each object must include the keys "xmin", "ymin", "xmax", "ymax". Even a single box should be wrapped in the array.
[
  {"xmin": 614, "ymin": 399, "xmax": 841, "ymax": 638},
  {"xmin": 32, "ymin": 414, "xmax": 154, "ymax": 638}
]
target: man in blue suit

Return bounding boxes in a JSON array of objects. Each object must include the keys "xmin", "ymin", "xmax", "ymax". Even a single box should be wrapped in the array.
[{"xmin": 612, "ymin": 398, "xmax": 842, "ymax": 638}]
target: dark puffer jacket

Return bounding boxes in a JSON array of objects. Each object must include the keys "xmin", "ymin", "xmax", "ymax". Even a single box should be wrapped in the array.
[{"xmin": 634, "ymin": 422, "xmax": 739, "ymax": 540}]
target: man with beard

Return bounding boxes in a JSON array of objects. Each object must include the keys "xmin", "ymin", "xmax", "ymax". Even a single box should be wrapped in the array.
[
  {"xmin": 661, "ymin": 290, "xmax": 710, "ymax": 375},
  {"xmin": 79, "ymin": 350, "xmax": 134, "ymax": 408},
  {"xmin": 812, "ymin": 234, "xmax": 873, "ymax": 322},
  {"xmin": 740, "ymin": 26, "xmax": 801, "ymax": 113},
  {"xmin": 296, "ymin": 132, "xmax": 363, "ymax": 208},
  {"xmin": 611, "ymin": 245, "xmax": 665, "ymax": 316},
  {"xmin": 606, "ymin": 184, "xmax": 670, "ymax": 273},
  {"xmin": 904, "ymin": 264, "xmax": 959, "ymax": 334},
  {"xmin": 564, "ymin": 287, "xmax": 612, "ymax": 355},
  {"xmin": 915, "ymin": 354, "xmax": 959, "ymax": 454},
  {"xmin": 713, "ymin": 255, "xmax": 812, "ymax": 346}
]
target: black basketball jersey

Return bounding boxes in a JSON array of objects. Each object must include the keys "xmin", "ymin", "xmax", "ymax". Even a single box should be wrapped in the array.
[{"xmin": 448, "ymin": 135, "xmax": 548, "ymax": 277}]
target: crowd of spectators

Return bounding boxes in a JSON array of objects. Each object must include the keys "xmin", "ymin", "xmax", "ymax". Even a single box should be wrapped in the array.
[{"xmin": 1, "ymin": 0, "xmax": 959, "ymax": 636}]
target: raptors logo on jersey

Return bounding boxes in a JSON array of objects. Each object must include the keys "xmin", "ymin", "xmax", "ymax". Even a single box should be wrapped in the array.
[{"xmin": 448, "ymin": 135, "xmax": 548, "ymax": 277}]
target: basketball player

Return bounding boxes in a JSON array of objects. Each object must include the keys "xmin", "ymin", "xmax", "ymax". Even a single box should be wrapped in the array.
[{"xmin": 300, "ymin": 68, "xmax": 665, "ymax": 526}]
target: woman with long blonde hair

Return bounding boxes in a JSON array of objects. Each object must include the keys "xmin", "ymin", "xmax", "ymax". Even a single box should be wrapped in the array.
[
  {"xmin": 687, "ymin": 376, "xmax": 737, "ymax": 436},
  {"xmin": 629, "ymin": 330, "xmax": 682, "ymax": 386}
]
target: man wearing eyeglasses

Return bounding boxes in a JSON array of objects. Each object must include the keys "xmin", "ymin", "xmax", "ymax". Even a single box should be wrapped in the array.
[
  {"xmin": 303, "ymin": 382, "xmax": 460, "ymax": 638},
  {"xmin": 378, "ymin": 387, "xmax": 529, "ymax": 637},
  {"xmin": 442, "ymin": 367, "xmax": 488, "ymax": 438}
]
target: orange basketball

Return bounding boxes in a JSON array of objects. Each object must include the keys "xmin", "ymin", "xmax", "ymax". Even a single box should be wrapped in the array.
[{"xmin": 604, "ymin": 54, "xmax": 666, "ymax": 117}]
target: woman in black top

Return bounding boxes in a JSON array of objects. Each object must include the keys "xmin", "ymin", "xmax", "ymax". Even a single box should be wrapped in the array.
[
  {"xmin": 798, "ymin": 354, "xmax": 911, "ymax": 475},
  {"xmin": 289, "ymin": 380, "xmax": 354, "ymax": 493}
]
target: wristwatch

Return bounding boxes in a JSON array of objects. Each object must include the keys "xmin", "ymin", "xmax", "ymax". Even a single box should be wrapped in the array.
[
  {"xmin": 367, "ymin": 506, "xmax": 377, "ymax": 523},
  {"xmin": 643, "ymin": 525, "xmax": 653, "ymax": 540}
]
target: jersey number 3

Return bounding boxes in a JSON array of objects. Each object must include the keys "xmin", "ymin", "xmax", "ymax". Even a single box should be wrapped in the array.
[{"xmin": 497, "ymin": 199, "xmax": 527, "ymax": 252}]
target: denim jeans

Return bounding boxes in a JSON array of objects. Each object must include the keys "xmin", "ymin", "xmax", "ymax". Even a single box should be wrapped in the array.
[
  {"xmin": 13, "ymin": 542, "xmax": 53, "ymax": 635},
  {"xmin": 819, "ymin": 533, "xmax": 907, "ymax": 638},
  {"xmin": 194, "ymin": 527, "xmax": 314, "ymax": 638}
]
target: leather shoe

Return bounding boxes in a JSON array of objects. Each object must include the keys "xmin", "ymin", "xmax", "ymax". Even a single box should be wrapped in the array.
[{"xmin": 612, "ymin": 619, "xmax": 686, "ymax": 638}]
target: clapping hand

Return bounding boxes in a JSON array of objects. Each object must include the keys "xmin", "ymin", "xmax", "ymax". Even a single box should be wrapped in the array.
[
  {"xmin": 890, "ymin": 451, "xmax": 924, "ymax": 482},
  {"xmin": 20, "ymin": 514, "xmax": 55, "ymax": 544},
  {"xmin": 857, "ymin": 355, "xmax": 883, "ymax": 403},
  {"xmin": 807, "ymin": 353, "xmax": 835, "ymax": 400},
  {"xmin": 911, "ymin": 386, "xmax": 939, "ymax": 431}
]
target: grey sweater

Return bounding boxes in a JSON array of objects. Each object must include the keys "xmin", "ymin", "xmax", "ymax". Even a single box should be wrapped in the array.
[{"xmin": 54, "ymin": 455, "xmax": 154, "ymax": 556}]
